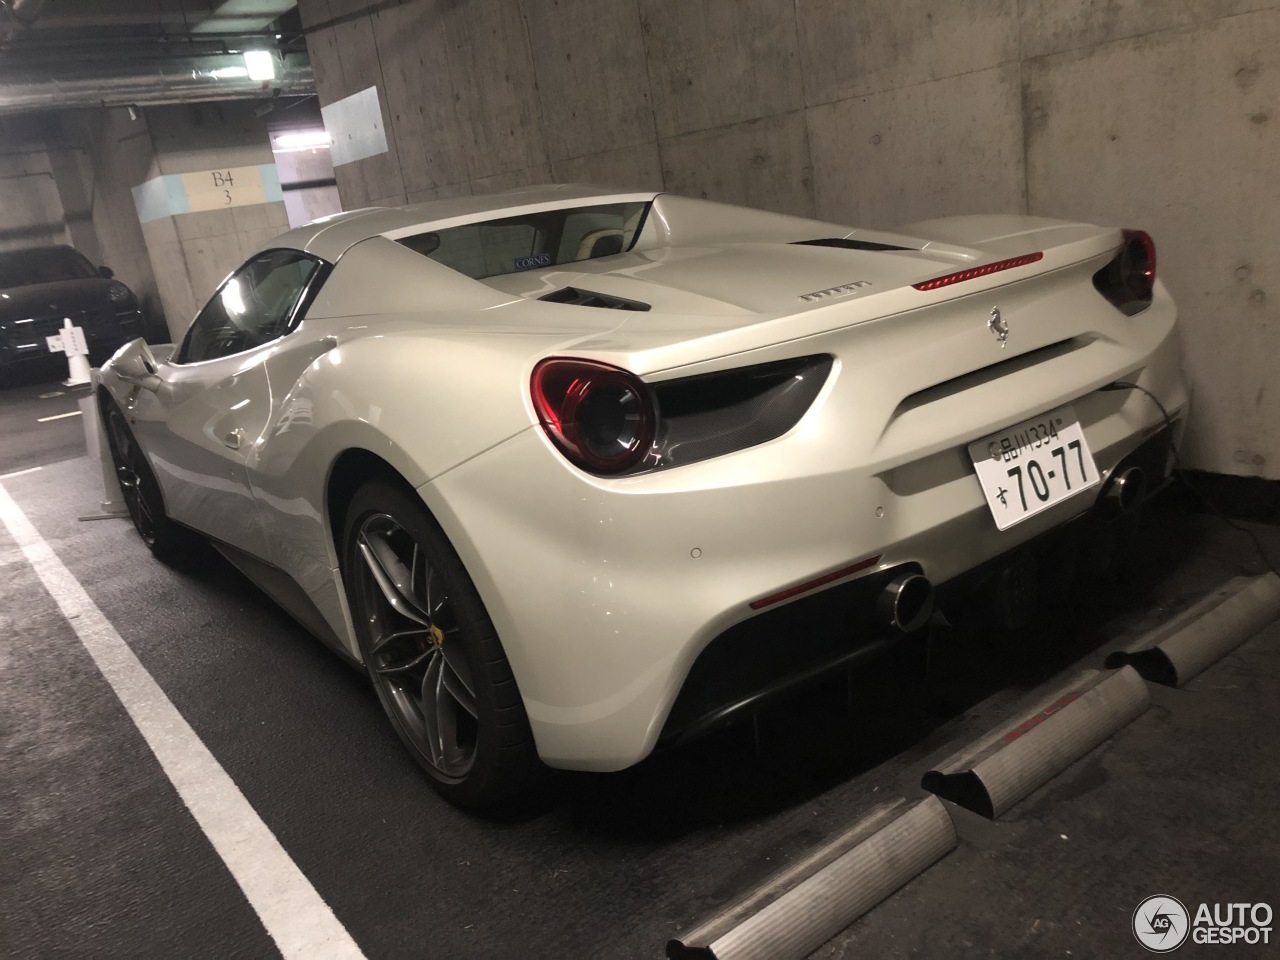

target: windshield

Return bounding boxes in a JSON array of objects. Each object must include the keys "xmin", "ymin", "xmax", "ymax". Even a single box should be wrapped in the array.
[
  {"xmin": 0, "ymin": 247, "xmax": 98, "ymax": 288},
  {"xmin": 397, "ymin": 201, "xmax": 650, "ymax": 280}
]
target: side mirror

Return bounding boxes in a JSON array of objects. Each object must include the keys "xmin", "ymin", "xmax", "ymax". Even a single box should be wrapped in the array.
[
  {"xmin": 114, "ymin": 340, "xmax": 161, "ymax": 392},
  {"xmin": 99, "ymin": 265, "xmax": 115, "ymax": 279}
]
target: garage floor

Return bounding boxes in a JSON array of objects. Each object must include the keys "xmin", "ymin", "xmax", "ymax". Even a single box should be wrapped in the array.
[{"xmin": 2, "ymin": 375, "xmax": 1277, "ymax": 960}]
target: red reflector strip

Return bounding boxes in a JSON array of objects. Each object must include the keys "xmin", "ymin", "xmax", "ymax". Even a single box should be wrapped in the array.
[
  {"xmin": 749, "ymin": 555, "xmax": 882, "ymax": 610},
  {"xmin": 1003, "ymin": 693, "xmax": 1079, "ymax": 743},
  {"xmin": 912, "ymin": 252, "xmax": 1044, "ymax": 291}
]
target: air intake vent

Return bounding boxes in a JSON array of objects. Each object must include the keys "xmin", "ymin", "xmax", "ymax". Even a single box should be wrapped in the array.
[
  {"xmin": 793, "ymin": 238, "xmax": 914, "ymax": 252},
  {"xmin": 538, "ymin": 286, "xmax": 651, "ymax": 311},
  {"xmin": 645, "ymin": 355, "xmax": 833, "ymax": 471},
  {"xmin": 894, "ymin": 337, "xmax": 1091, "ymax": 419}
]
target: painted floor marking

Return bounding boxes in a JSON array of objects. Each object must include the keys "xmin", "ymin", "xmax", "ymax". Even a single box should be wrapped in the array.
[
  {"xmin": 0, "ymin": 466, "xmax": 43, "ymax": 480},
  {"xmin": 0, "ymin": 481, "xmax": 366, "ymax": 960},
  {"xmin": 37, "ymin": 410, "xmax": 83, "ymax": 422}
]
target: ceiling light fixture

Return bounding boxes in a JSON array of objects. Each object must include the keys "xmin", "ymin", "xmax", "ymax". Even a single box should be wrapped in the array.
[
  {"xmin": 243, "ymin": 50, "xmax": 276, "ymax": 82},
  {"xmin": 273, "ymin": 130, "xmax": 331, "ymax": 150}
]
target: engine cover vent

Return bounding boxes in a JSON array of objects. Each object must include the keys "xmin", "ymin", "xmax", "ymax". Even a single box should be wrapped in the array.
[
  {"xmin": 793, "ymin": 238, "xmax": 914, "ymax": 252},
  {"xmin": 538, "ymin": 286, "xmax": 651, "ymax": 311}
]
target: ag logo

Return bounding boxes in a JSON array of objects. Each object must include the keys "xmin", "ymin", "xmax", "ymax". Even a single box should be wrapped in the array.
[{"xmin": 1133, "ymin": 895, "xmax": 1190, "ymax": 953}]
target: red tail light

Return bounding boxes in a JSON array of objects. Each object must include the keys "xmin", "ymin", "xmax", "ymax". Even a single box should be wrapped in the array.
[
  {"xmin": 1093, "ymin": 229, "xmax": 1156, "ymax": 315},
  {"xmin": 531, "ymin": 358, "xmax": 656, "ymax": 474}
]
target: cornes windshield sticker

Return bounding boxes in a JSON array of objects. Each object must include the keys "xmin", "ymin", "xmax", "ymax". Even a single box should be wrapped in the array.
[
  {"xmin": 515, "ymin": 253, "xmax": 553, "ymax": 271},
  {"xmin": 798, "ymin": 280, "xmax": 872, "ymax": 303}
]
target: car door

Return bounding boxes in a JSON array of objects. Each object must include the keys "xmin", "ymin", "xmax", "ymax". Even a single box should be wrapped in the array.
[{"xmin": 127, "ymin": 249, "xmax": 325, "ymax": 559}]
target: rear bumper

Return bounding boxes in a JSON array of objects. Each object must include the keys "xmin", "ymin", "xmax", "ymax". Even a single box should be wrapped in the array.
[
  {"xmin": 656, "ymin": 421, "xmax": 1178, "ymax": 748},
  {"xmin": 422, "ymin": 297, "xmax": 1188, "ymax": 771}
]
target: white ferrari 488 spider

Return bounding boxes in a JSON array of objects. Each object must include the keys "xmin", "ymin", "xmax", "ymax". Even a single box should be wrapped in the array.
[{"xmin": 98, "ymin": 185, "xmax": 1187, "ymax": 810}]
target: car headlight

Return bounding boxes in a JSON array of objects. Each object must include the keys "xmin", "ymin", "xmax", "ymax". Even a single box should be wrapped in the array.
[{"xmin": 108, "ymin": 281, "xmax": 134, "ymax": 304}]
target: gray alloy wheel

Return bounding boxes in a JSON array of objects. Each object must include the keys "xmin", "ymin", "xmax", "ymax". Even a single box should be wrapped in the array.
[
  {"xmin": 354, "ymin": 511, "xmax": 480, "ymax": 779},
  {"xmin": 343, "ymin": 479, "xmax": 541, "ymax": 811}
]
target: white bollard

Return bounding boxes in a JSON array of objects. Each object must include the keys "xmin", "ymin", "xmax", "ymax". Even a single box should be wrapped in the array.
[
  {"xmin": 46, "ymin": 317, "xmax": 92, "ymax": 386},
  {"xmin": 67, "ymin": 351, "xmax": 92, "ymax": 385}
]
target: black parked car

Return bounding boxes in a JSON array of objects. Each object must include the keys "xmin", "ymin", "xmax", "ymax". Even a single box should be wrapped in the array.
[{"xmin": 0, "ymin": 245, "xmax": 145, "ymax": 373}]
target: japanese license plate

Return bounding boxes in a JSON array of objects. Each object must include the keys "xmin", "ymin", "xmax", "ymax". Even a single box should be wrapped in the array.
[{"xmin": 968, "ymin": 405, "xmax": 1100, "ymax": 531}]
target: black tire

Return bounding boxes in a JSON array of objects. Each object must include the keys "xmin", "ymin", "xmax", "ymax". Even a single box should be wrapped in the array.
[
  {"xmin": 102, "ymin": 401, "xmax": 193, "ymax": 562},
  {"xmin": 342, "ymin": 479, "xmax": 543, "ymax": 812}
]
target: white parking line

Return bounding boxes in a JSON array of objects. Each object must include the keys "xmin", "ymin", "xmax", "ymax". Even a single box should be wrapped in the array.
[
  {"xmin": 0, "ymin": 466, "xmax": 43, "ymax": 480},
  {"xmin": 37, "ymin": 410, "xmax": 83, "ymax": 422},
  {"xmin": 0, "ymin": 482, "xmax": 366, "ymax": 960}
]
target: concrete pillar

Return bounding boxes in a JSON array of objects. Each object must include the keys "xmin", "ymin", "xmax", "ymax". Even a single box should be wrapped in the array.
[{"xmin": 131, "ymin": 101, "xmax": 292, "ymax": 340}]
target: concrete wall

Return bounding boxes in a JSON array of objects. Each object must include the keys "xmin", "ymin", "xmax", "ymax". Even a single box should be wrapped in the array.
[
  {"xmin": 272, "ymin": 139, "xmax": 342, "ymax": 227},
  {"xmin": 139, "ymin": 101, "xmax": 292, "ymax": 336},
  {"xmin": 1021, "ymin": 6, "xmax": 1279, "ymax": 481},
  {"xmin": 0, "ymin": 102, "xmax": 291, "ymax": 344},
  {"xmin": 57, "ymin": 108, "xmax": 165, "ymax": 334},
  {"xmin": 0, "ymin": 115, "xmax": 75, "ymax": 253},
  {"xmin": 0, "ymin": 112, "xmax": 163, "ymax": 338},
  {"xmin": 298, "ymin": 0, "xmax": 1280, "ymax": 480}
]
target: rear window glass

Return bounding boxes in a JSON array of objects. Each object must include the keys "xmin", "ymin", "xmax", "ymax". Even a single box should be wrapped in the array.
[{"xmin": 398, "ymin": 201, "xmax": 649, "ymax": 280}]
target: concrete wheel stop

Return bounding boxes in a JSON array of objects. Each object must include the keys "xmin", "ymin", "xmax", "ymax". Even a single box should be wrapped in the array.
[
  {"xmin": 1106, "ymin": 573, "xmax": 1280, "ymax": 687},
  {"xmin": 920, "ymin": 666, "xmax": 1149, "ymax": 819},
  {"xmin": 666, "ymin": 797, "xmax": 955, "ymax": 960},
  {"xmin": 666, "ymin": 572, "xmax": 1280, "ymax": 959}
]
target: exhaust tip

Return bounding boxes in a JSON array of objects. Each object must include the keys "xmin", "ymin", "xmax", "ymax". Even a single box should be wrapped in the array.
[
  {"xmin": 1104, "ymin": 466, "xmax": 1147, "ymax": 515},
  {"xmin": 878, "ymin": 573, "xmax": 934, "ymax": 633}
]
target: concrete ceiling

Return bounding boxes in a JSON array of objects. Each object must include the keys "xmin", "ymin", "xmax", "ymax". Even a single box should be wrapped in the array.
[
  {"xmin": 2, "ymin": 0, "xmax": 299, "ymax": 40},
  {"xmin": 0, "ymin": 0, "xmax": 314, "ymax": 114}
]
